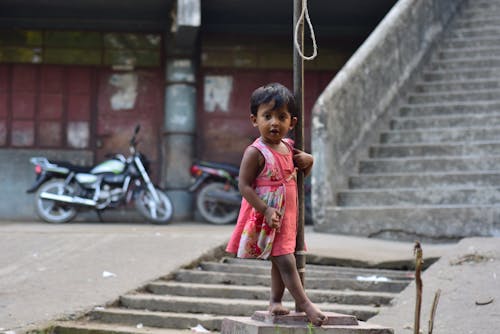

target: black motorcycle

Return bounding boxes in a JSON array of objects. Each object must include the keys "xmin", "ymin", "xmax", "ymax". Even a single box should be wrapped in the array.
[
  {"xmin": 189, "ymin": 161, "xmax": 240, "ymax": 224},
  {"xmin": 27, "ymin": 125, "xmax": 173, "ymax": 224}
]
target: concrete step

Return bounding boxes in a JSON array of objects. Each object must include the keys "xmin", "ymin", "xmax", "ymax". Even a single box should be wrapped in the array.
[
  {"xmin": 146, "ymin": 281, "xmax": 396, "ymax": 306},
  {"xmin": 441, "ymin": 37, "xmax": 500, "ymax": 49},
  {"xmin": 358, "ymin": 155, "xmax": 500, "ymax": 174},
  {"xmin": 448, "ymin": 27, "xmax": 500, "ymax": 39},
  {"xmin": 408, "ymin": 89, "xmax": 500, "ymax": 104},
  {"xmin": 453, "ymin": 17, "xmax": 500, "ymax": 30},
  {"xmin": 461, "ymin": 8, "xmax": 500, "ymax": 20},
  {"xmin": 196, "ymin": 261, "xmax": 412, "ymax": 281},
  {"xmin": 348, "ymin": 171, "xmax": 500, "ymax": 189},
  {"xmin": 380, "ymin": 127, "xmax": 500, "ymax": 144},
  {"xmin": 390, "ymin": 113, "xmax": 500, "ymax": 130},
  {"xmin": 322, "ymin": 205, "xmax": 500, "ymax": 242},
  {"xmin": 53, "ymin": 321, "xmax": 193, "ymax": 334},
  {"xmin": 414, "ymin": 79, "xmax": 500, "ymax": 93},
  {"xmin": 337, "ymin": 187, "xmax": 500, "ymax": 207},
  {"xmin": 223, "ymin": 316, "xmax": 393, "ymax": 334},
  {"xmin": 464, "ymin": 1, "xmax": 500, "ymax": 10},
  {"xmin": 369, "ymin": 154, "xmax": 500, "ymax": 173},
  {"xmin": 172, "ymin": 269, "xmax": 408, "ymax": 293},
  {"xmin": 220, "ymin": 258, "xmax": 414, "ymax": 279},
  {"xmin": 89, "ymin": 307, "xmax": 224, "ymax": 332},
  {"xmin": 423, "ymin": 68, "xmax": 500, "ymax": 81},
  {"xmin": 370, "ymin": 141, "xmax": 500, "ymax": 158},
  {"xmin": 119, "ymin": 293, "xmax": 382, "ymax": 321},
  {"xmin": 438, "ymin": 46, "xmax": 500, "ymax": 60},
  {"xmin": 399, "ymin": 100, "xmax": 500, "ymax": 117},
  {"xmin": 429, "ymin": 57, "xmax": 500, "ymax": 71}
]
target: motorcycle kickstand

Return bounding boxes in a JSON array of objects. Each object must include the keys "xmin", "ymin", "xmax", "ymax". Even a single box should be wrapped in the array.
[{"xmin": 95, "ymin": 210, "xmax": 104, "ymax": 222}]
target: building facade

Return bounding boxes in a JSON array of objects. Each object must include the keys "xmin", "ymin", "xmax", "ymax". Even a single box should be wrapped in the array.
[{"xmin": 0, "ymin": 0, "xmax": 396, "ymax": 221}]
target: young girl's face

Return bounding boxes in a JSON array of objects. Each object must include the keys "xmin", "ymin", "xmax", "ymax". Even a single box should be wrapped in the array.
[{"xmin": 251, "ymin": 99, "xmax": 297, "ymax": 145}]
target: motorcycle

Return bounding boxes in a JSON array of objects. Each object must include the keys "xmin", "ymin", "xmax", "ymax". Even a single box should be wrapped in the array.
[
  {"xmin": 26, "ymin": 125, "xmax": 173, "ymax": 224},
  {"xmin": 189, "ymin": 161, "xmax": 241, "ymax": 224}
]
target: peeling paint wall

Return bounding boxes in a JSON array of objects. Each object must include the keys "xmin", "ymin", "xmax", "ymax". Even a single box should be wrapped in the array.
[
  {"xmin": 204, "ymin": 75, "xmax": 233, "ymax": 112},
  {"xmin": 109, "ymin": 73, "xmax": 138, "ymax": 110}
]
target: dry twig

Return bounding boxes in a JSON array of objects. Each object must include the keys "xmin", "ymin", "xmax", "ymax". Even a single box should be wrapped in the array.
[
  {"xmin": 413, "ymin": 241, "xmax": 423, "ymax": 334},
  {"xmin": 428, "ymin": 289, "xmax": 441, "ymax": 334}
]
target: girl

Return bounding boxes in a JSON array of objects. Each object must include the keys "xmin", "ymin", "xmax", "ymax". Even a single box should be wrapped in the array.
[{"xmin": 226, "ymin": 83, "xmax": 327, "ymax": 326}]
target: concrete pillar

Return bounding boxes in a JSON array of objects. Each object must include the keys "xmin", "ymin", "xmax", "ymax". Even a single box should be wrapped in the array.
[{"xmin": 162, "ymin": 0, "xmax": 200, "ymax": 220}]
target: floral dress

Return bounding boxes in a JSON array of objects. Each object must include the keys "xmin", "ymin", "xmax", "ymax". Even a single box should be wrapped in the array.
[{"xmin": 226, "ymin": 137, "xmax": 298, "ymax": 259}]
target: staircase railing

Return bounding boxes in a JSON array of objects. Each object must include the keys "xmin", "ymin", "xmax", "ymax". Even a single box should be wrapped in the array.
[{"xmin": 311, "ymin": 0, "xmax": 466, "ymax": 227}]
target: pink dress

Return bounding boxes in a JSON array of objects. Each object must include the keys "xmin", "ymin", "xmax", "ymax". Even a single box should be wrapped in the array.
[{"xmin": 226, "ymin": 137, "xmax": 298, "ymax": 259}]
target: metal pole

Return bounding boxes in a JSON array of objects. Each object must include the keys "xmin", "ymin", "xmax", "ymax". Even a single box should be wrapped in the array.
[{"xmin": 293, "ymin": 0, "xmax": 306, "ymax": 307}]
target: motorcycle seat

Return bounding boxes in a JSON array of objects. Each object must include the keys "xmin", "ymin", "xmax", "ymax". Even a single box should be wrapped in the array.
[
  {"xmin": 198, "ymin": 161, "xmax": 239, "ymax": 177},
  {"xmin": 50, "ymin": 161, "xmax": 94, "ymax": 173}
]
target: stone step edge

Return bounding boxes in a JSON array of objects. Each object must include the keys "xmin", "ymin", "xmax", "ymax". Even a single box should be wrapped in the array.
[
  {"xmin": 373, "ymin": 139, "xmax": 500, "ymax": 146},
  {"xmin": 328, "ymin": 203, "xmax": 500, "ymax": 211},
  {"xmin": 148, "ymin": 280, "xmax": 398, "ymax": 298},
  {"xmin": 222, "ymin": 317, "xmax": 393, "ymax": 333},
  {"xmin": 430, "ymin": 55, "xmax": 500, "ymax": 65},
  {"xmin": 52, "ymin": 321, "xmax": 194, "ymax": 334},
  {"xmin": 381, "ymin": 125, "xmax": 500, "ymax": 134},
  {"xmin": 337, "ymin": 185, "xmax": 500, "ymax": 194},
  {"xmin": 408, "ymin": 88, "xmax": 500, "ymax": 97},
  {"xmin": 449, "ymin": 26, "xmax": 500, "ymax": 34},
  {"xmin": 219, "ymin": 258, "xmax": 414, "ymax": 276},
  {"xmin": 415, "ymin": 78, "xmax": 500, "ymax": 87},
  {"xmin": 360, "ymin": 155, "xmax": 500, "ymax": 163},
  {"xmin": 423, "ymin": 67, "xmax": 500, "ymax": 76},
  {"xmin": 392, "ymin": 112, "xmax": 500, "ymax": 121},
  {"xmin": 121, "ymin": 293, "xmax": 390, "ymax": 311},
  {"xmin": 147, "ymin": 281, "xmax": 401, "ymax": 297},
  {"xmin": 400, "ymin": 100, "xmax": 500, "ymax": 108},
  {"xmin": 198, "ymin": 262, "xmax": 414, "ymax": 278},
  {"xmin": 438, "ymin": 45, "xmax": 500, "ymax": 53}
]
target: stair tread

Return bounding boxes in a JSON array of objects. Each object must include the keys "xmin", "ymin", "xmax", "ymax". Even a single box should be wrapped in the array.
[
  {"xmin": 95, "ymin": 307, "xmax": 227, "ymax": 319},
  {"xmin": 330, "ymin": 203, "xmax": 500, "ymax": 210},
  {"xmin": 409, "ymin": 88, "xmax": 500, "ymax": 96},
  {"xmin": 393, "ymin": 112, "xmax": 500, "ymax": 120},
  {"xmin": 338, "ymin": 186, "xmax": 500, "ymax": 193},
  {"xmin": 148, "ymin": 280, "xmax": 400, "ymax": 296},
  {"xmin": 401, "ymin": 99, "xmax": 500, "ymax": 107},
  {"xmin": 361, "ymin": 154, "xmax": 500, "ymax": 162},
  {"xmin": 121, "ymin": 293, "xmax": 383, "ymax": 311},
  {"xmin": 372, "ymin": 140, "xmax": 500, "ymax": 147},
  {"xmin": 54, "ymin": 321, "xmax": 193, "ymax": 333}
]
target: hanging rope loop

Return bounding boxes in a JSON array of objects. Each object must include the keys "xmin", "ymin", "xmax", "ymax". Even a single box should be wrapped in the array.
[{"xmin": 294, "ymin": 0, "xmax": 318, "ymax": 61}]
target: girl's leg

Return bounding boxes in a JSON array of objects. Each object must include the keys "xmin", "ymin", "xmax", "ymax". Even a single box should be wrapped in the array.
[
  {"xmin": 269, "ymin": 261, "xmax": 290, "ymax": 315},
  {"xmin": 271, "ymin": 254, "xmax": 327, "ymax": 326}
]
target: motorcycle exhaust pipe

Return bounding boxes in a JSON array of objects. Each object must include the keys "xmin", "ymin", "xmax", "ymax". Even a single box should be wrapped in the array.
[
  {"xmin": 39, "ymin": 192, "xmax": 97, "ymax": 207},
  {"xmin": 207, "ymin": 190, "xmax": 241, "ymax": 206}
]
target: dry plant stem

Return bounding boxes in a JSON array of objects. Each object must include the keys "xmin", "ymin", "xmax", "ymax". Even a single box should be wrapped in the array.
[
  {"xmin": 428, "ymin": 289, "xmax": 441, "ymax": 334},
  {"xmin": 413, "ymin": 241, "xmax": 423, "ymax": 334}
]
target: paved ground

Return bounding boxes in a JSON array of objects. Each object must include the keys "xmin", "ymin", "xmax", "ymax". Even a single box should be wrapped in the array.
[{"xmin": 0, "ymin": 221, "xmax": 498, "ymax": 333}]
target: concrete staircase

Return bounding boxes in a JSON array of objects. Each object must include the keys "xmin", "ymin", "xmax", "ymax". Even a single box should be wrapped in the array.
[
  {"xmin": 326, "ymin": 0, "xmax": 500, "ymax": 242},
  {"xmin": 52, "ymin": 257, "xmax": 413, "ymax": 333}
]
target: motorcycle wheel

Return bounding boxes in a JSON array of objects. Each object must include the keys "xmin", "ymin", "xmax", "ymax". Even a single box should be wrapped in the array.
[
  {"xmin": 35, "ymin": 179, "xmax": 77, "ymax": 224},
  {"xmin": 135, "ymin": 187, "xmax": 173, "ymax": 224},
  {"xmin": 196, "ymin": 182, "xmax": 239, "ymax": 225}
]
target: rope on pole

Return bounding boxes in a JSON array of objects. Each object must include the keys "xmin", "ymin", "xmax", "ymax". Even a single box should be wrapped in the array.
[{"xmin": 294, "ymin": 0, "xmax": 318, "ymax": 60}]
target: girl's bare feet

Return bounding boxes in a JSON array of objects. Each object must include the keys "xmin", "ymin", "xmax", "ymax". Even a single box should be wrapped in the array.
[
  {"xmin": 269, "ymin": 302, "xmax": 290, "ymax": 316},
  {"xmin": 302, "ymin": 302, "xmax": 328, "ymax": 326}
]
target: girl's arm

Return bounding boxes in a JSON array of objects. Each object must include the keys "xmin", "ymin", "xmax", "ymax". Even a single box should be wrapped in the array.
[
  {"xmin": 293, "ymin": 148, "xmax": 314, "ymax": 176},
  {"xmin": 239, "ymin": 147, "xmax": 281, "ymax": 228}
]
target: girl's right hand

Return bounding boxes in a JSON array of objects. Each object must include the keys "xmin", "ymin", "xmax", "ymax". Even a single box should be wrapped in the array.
[{"xmin": 264, "ymin": 207, "xmax": 282, "ymax": 229}]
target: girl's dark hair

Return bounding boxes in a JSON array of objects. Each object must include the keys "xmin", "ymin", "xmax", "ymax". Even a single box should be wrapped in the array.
[{"xmin": 250, "ymin": 83, "xmax": 297, "ymax": 117}]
